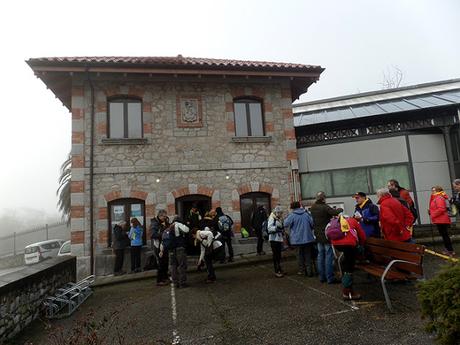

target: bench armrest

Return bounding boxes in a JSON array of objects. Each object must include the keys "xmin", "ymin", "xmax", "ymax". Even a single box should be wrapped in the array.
[{"xmin": 382, "ymin": 259, "xmax": 420, "ymax": 281}]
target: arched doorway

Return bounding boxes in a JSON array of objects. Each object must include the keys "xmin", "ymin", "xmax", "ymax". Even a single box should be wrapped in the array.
[
  {"xmin": 175, "ymin": 194, "xmax": 211, "ymax": 255},
  {"xmin": 240, "ymin": 192, "xmax": 271, "ymax": 236}
]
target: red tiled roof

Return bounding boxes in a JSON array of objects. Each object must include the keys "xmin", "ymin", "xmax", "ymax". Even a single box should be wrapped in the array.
[{"xmin": 27, "ymin": 55, "xmax": 322, "ymax": 72}]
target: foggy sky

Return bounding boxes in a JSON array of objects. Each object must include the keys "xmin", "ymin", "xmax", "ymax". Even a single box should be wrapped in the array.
[{"xmin": 0, "ymin": 0, "xmax": 459, "ymax": 234}]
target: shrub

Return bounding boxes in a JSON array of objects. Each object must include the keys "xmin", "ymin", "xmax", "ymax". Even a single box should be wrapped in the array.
[{"xmin": 418, "ymin": 263, "xmax": 460, "ymax": 345}]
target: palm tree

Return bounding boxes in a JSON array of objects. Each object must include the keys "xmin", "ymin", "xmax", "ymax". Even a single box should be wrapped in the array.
[{"xmin": 57, "ymin": 153, "xmax": 71, "ymax": 224}]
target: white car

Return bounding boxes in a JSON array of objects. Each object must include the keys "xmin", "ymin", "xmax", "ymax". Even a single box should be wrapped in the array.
[
  {"xmin": 57, "ymin": 240, "xmax": 71, "ymax": 256},
  {"xmin": 24, "ymin": 239, "xmax": 66, "ymax": 265}
]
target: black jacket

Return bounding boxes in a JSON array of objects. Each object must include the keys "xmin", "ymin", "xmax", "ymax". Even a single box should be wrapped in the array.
[
  {"xmin": 309, "ymin": 201, "xmax": 343, "ymax": 244},
  {"xmin": 251, "ymin": 208, "xmax": 268, "ymax": 232},
  {"xmin": 150, "ymin": 217, "xmax": 169, "ymax": 240},
  {"xmin": 112, "ymin": 225, "xmax": 130, "ymax": 250}
]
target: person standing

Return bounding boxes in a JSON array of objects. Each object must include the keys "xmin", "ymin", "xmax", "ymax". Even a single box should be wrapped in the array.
[
  {"xmin": 216, "ymin": 207, "xmax": 234, "ymax": 263},
  {"xmin": 193, "ymin": 228, "xmax": 224, "ymax": 283},
  {"xmin": 429, "ymin": 186, "xmax": 455, "ymax": 257},
  {"xmin": 388, "ymin": 179, "xmax": 417, "ymax": 223},
  {"xmin": 310, "ymin": 192, "xmax": 342, "ymax": 284},
  {"xmin": 160, "ymin": 216, "xmax": 190, "ymax": 288},
  {"xmin": 377, "ymin": 188, "xmax": 414, "ymax": 243},
  {"xmin": 251, "ymin": 205, "xmax": 268, "ymax": 255},
  {"xmin": 201, "ymin": 211, "xmax": 219, "ymax": 237},
  {"xmin": 451, "ymin": 179, "xmax": 460, "ymax": 213},
  {"xmin": 284, "ymin": 201, "xmax": 316, "ymax": 276},
  {"xmin": 353, "ymin": 192, "xmax": 380, "ymax": 238},
  {"xmin": 328, "ymin": 215, "xmax": 366, "ymax": 300},
  {"xmin": 267, "ymin": 206, "xmax": 285, "ymax": 277},
  {"xmin": 112, "ymin": 221, "xmax": 130, "ymax": 276},
  {"xmin": 151, "ymin": 210, "xmax": 170, "ymax": 286},
  {"xmin": 128, "ymin": 218, "xmax": 143, "ymax": 273},
  {"xmin": 186, "ymin": 205, "xmax": 202, "ymax": 230}
]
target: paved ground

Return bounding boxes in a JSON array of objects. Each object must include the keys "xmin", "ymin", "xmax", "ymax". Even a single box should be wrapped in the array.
[
  {"xmin": 11, "ymin": 243, "xmax": 459, "ymax": 345},
  {"xmin": 0, "ymin": 266, "xmax": 25, "ymax": 277}
]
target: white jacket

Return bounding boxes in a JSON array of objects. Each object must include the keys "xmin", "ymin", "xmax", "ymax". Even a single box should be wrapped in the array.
[{"xmin": 198, "ymin": 229, "xmax": 222, "ymax": 263}]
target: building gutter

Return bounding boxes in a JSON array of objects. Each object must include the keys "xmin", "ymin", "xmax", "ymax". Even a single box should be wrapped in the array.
[{"xmin": 86, "ymin": 68, "xmax": 95, "ymax": 275}]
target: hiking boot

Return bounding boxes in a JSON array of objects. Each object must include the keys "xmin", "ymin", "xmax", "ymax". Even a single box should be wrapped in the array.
[
  {"xmin": 342, "ymin": 288, "xmax": 361, "ymax": 300},
  {"xmin": 228, "ymin": 257, "xmax": 234, "ymax": 263}
]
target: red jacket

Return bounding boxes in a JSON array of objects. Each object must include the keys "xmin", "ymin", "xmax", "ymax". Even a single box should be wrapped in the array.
[
  {"xmin": 399, "ymin": 188, "xmax": 414, "ymax": 208},
  {"xmin": 378, "ymin": 194, "xmax": 414, "ymax": 242},
  {"xmin": 331, "ymin": 217, "xmax": 366, "ymax": 247},
  {"xmin": 429, "ymin": 193, "xmax": 451, "ymax": 224}
]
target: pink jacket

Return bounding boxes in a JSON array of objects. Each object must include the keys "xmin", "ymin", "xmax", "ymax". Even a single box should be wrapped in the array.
[{"xmin": 429, "ymin": 193, "xmax": 451, "ymax": 224}]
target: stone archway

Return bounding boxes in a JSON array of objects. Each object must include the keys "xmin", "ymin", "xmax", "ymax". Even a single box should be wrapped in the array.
[{"xmin": 166, "ymin": 185, "xmax": 220, "ymax": 215}]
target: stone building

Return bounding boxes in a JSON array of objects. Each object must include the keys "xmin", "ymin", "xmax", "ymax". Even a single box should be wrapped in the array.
[{"xmin": 27, "ymin": 56, "xmax": 324, "ymax": 277}]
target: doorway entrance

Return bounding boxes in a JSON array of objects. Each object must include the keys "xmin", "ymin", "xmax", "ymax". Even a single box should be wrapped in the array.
[
  {"xmin": 240, "ymin": 192, "xmax": 271, "ymax": 237},
  {"xmin": 175, "ymin": 194, "xmax": 212, "ymax": 255}
]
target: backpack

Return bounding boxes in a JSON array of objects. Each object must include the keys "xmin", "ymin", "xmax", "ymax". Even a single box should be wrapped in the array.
[
  {"xmin": 325, "ymin": 217, "xmax": 345, "ymax": 241},
  {"xmin": 240, "ymin": 227, "xmax": 250, "ymax": 238},
  {"xmin": 162, "ymin": 225, "xmax": 177, "ymax": 251},
  {"xmin": 262, "ymin": 220, "xmax": 269, "ymax": 239},
  {"xmin": 218, "ymin": 215, "xmax": 232, "ymax": 232},
  {"xmin": 444, "ymin": 197, "xmax": 457, "ymax": 217}
]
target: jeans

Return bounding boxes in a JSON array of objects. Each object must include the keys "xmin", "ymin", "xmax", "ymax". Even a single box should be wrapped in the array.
[
  {"xmin": 221, "ymin": 236, "xmax": 234, "ymax": 259},
  {"xmin": 130, "ymin": 246, "xmax": 142, "ymax": 272},
  {"xmin": 296, "ymin": 243, "xmax": 313, "ymax": 274},
  {"xmin": 270, "ymin": 241, "xmax": 282, "ymax": 273},
  {"xmin": 316, "ymin": 243, "xmax": 335, "ymax": 283},
  {"xmin": 169, "ymin": 247, "xmax": 187, "ymax": 286},
  {"xmin": 113, "ymin": 249, "xmax": 125, "ymax": 273}
]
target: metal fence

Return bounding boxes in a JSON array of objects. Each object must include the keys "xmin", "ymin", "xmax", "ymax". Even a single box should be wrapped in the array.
[{"xmin": 0, "ymin": 222, "xmax": 70, "ymax": 258}]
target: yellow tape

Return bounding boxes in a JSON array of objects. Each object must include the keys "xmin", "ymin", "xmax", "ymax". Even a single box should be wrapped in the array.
[{"xmin": 425, "ymin": 248, "xmax": 459, "ymax": 263}]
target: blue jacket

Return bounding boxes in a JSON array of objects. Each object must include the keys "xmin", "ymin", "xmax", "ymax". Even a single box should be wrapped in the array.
[
  {"xmin": 128, "ymin": 225, "xmax": 143, "ymax": 247},
  {"xmin": 354, "ymin": 199, "xmax": 380, "ymax": 238},
  {"xmin": 284, "ymin": 208, "xmax": 315, "ymax": 245}
]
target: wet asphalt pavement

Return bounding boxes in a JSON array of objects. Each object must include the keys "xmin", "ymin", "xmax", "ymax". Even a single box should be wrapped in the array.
[{"xmin": 12, "ymin": 244, "xmax": 459, "ymax": 345}]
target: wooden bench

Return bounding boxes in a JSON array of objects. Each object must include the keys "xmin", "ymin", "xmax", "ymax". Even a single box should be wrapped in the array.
[{"xmin": 355, "ymin": 237, "xmax": 425, "ymax": 311}]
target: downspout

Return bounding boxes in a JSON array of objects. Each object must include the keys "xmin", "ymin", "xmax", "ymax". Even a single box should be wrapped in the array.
[{"xmin": 86, "ymin": 68, "xmax": 95, "ymax": 275}]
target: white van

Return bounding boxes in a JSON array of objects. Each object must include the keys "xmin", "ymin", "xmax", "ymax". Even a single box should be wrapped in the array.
[{"xmin": 24, "ymin": 239, "xmax": 66, "ymax": 265}]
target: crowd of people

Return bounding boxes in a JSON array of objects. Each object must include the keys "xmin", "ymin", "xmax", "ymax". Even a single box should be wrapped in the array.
[{"xmin": 111, "ymin": 178, "xmax": 460, "ymax": 299}]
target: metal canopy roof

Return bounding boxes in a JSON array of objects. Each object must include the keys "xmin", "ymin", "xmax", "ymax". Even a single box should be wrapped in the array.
[{"xmin": 293, "ymin": 79, "xmax": 460, "ymax": 127}]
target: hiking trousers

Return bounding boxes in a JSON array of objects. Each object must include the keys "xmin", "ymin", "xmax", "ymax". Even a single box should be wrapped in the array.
[{"xmin": 169, "ymin": 247, "xmax": 187, "ymax": 286}]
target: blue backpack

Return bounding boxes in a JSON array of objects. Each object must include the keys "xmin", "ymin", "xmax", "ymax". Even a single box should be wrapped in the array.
[
  {"xmin": 218, "ymin": 215, "xmax": 232, "ymax": 232},
  {"xmin": 162, "ymin": 227, "xmax": 177, "ymax": 250}
]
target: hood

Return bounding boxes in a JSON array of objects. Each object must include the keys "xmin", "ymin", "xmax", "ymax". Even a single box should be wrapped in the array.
[
  {"xmin": 293, "ymin": 208, "xmax": 306, "ymax": 215},
  {"xmin": 377, "ymin": 194, "xmax": 392, "ymax": 205}
]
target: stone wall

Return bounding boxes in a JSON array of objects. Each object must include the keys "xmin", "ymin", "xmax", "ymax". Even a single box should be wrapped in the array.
[
  {"xmin": 0, "ymin": 257, "xmax": 76, "ymax": 342},
  {"xmin": 69, "ymin": 76, "xmax": 299, "ymax": 278}
]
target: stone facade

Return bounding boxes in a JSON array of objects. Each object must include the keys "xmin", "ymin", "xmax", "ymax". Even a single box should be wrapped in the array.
[
  {"xmin": 0, "ymin": 257, "xmax": 76, "ymax": 342},
  {"xmin": 70, "ymin": 77, "xmax": 299, "ymax": 278}
]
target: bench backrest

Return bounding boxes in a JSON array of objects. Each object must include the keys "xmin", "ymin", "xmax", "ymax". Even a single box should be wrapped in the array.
[{"xmin": 365, "ymin": 237, "xmax": 425, "ymax": 276}]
